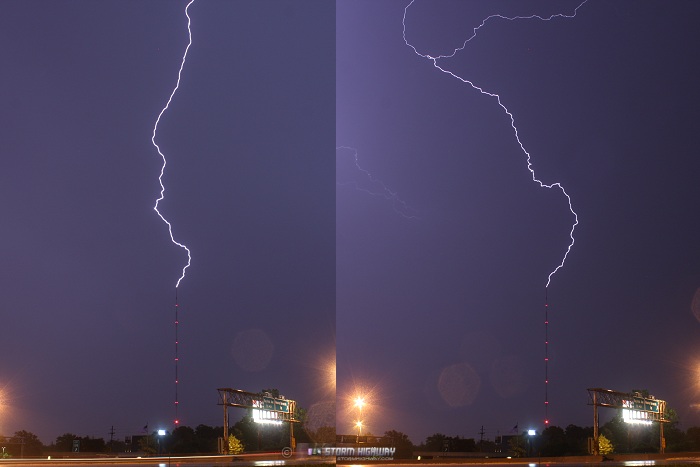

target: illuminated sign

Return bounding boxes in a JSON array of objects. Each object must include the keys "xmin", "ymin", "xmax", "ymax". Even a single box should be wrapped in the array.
[
  {"xmin": 251, "ymin": 396, "xmax": 289, "ymax": 413},
  {"xmin": 622, "ymin": 396, "xmax": 658, "ymax": 425},
  {"xmin": 622, "ymin": 397, "xmax": 659, "ymax": 413},
  {"xmin": 264, "ymin": 395, "xmax": 289, "ymax": 412},
  {"xmin": 252, "ymin": 408, "xmax": 284, "ymax": 425},
  {"xmin": 622, "ymin": 408, "xmax": 653, "ymax": 425}
]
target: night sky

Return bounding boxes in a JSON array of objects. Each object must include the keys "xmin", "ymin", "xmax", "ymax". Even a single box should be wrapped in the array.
[
  {"xmin": 1, "ymin": 1, "xmax": 334, "ymax": 443},
  {"xmin": 2, "ymin": 0, "xmax": 700, "ymax": 450},
  {"xmin": 338, "ymin": 0, "xmax": 700, "ymax": 445}
]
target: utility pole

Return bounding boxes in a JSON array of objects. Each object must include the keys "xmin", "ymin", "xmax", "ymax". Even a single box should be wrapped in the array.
[
  {"xmin": 108, "ymin": 426, "xmax": 115, "ymax": 452},
  {"xmin": 479, "ymin": 426, "xmax": 485, "ymax": 452},
  {"xmin": 222, "ymin": 390, "xmax": 229, "ymax": 454},
  {"xmin": 592, "ymin": 391, "xmax": 599, "ymax": 456}
]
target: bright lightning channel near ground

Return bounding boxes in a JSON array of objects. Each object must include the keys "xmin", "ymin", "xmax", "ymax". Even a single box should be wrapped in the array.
[{"xmin": 151, "ymin": 0, "xmax": 195, "ymax": 289}]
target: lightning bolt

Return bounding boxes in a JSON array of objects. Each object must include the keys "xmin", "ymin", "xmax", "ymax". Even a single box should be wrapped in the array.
[
  {"xmin": 403, "ymin": 1, "xmax": 586, "ymax": 287},
  {"xmin": 336, "ymin": 146, "xmax": 419, "ymax": 220},
  {"xmin": 403, "ymin": 0, "xmax": 589, "ymax": 428},
  {"xmin": 152, "ymin": 0, "xmax": 195, "ymax": 289}
]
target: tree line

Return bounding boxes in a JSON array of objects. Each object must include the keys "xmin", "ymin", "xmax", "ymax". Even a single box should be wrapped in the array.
[
  {"xmin": 5, "ymin": 404, "xmax": 700, "ymax": 458},
  {"xmin": 0, "ymin": 418, "xmax": 335, "ymax": 458},
  {"xmin": 405, "ymin": 413, "xmax": 700, "ymax": 457}
]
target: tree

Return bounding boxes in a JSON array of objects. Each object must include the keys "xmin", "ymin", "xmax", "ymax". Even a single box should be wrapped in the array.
[
  {"xmin": 686, "ymin": 426, "xmax": 700, "ymax": 451},
  {"xmin": 13, "ymin": 430, "xmax": 43, "ymax": 457},
  {"xmin": 661, "ymin": 408, "xmax": 687, "ymax": 452},
  {"xmin": 233, "ymin": 414, "xmax": 259, "ymax": 451},
  {"xmin": 261, "ymin": 388, "xmax": 281, "ymax": 398},
  {"xmin": 228, "ymin": 434, "xmax": 245, "ymax": 454},
  {"xmin": 508, "ymin": 434, "xmax": 526, "ymax": 458},
  {"xmin": 424, "ymin": 433, "xmax": 449, "ymax": 452},
  {"xmin": 601, "ymin": 411, "xmax": 627, "ymax": 452},
  {"xmin": 451, "ymin": 436, "xmax": 476, "ymax": 452},
  {"xmin": 54, "ymin": 433, "xmax": 80, "ymax": 452},
  {"xmin": 80, "ymin": 436, "xmax": 106, "ymax": 453},
  {"xmin": 194, "ymin": 424, "xmax": 223, "ymax": 453},
  {"xmin": 384, "ymin": 430, "xmax": 414, "ymax": 459},
  {"xmin": 598, "ymin": 434, "xmax": 614, "ymax": 455},
  {"xmin": 564, "ymin": 424, "xmax": 593, "ymax": 455},
  {"xmin": 170, "ymin": 425, "xmax": 197, "ymax": 453},
  {"xmin": 540, "ymin": 426, "xmax": 566, "ymax": 456},
  {"xmin": 138, "ymin": 434, "xmax": 156, "ymax": 456}
]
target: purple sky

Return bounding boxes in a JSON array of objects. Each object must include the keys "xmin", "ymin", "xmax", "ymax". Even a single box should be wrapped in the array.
[
  {"xmin": 0, "ymin": 0, "xmax": 334, "ymax": 444},
  {"xmin": 337, "ymin": 0, "xmax": 700, "ymax": 444},
  {"xmin": 2, "ymin": 0, "xmax": 700, "ymax": 449}
]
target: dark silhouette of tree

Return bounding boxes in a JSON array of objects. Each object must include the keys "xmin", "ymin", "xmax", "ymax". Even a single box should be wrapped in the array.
[
  {"xmin": 194, "ymin": 424, "xmax": 223, "ymax": 453},
  {"xmin": 384, "ymin": 430, "xmax": 414, "ymax": 458},
  {"xmin": 661, "ymin": 408, "xmax": 687, "ymax": 452},
  {"xmin": 540, "ymin": 426, "xmax": 566, "ymax": 456},
  {"xmin": 687, "ymin": 426, "xmax": 700, "ymax": 450},
  {"xmin": 170, "ymin": 425, "xmax": 197, "ymax": 453},
  {"xmin": 137, "ymin": 434, "xmax": 156, "ymax": 456},
  {"xmin": 12, "ymin": 430, "xmax": 43, "ymax": 457},
  {"xmin": 233, "ymin": 414, "xmax": 260, "ymax": 451},
  {"xmin": 261, "ymin": 388, "xmax": 280, "ymax": 398},
  {"xmin": 80, "ymin": 436, "xmax": 106, "ymax": 452},
  {"xmin": 453, "ymin": 436, "xmax": 477, "ymax": 452},
  {"xmin": 601, "ymin": 411, "xmax": 627, "ymax": 452},
  {"xmin": 564, "ymin": 424, "xmax": 593, "ymax": 455},
  {"xmin": 507, "ymin": 434, "xmax": 526, "ymax": 458},
  {"xmin": 422, "ymin": 433, "xmax": 479, "ymax": 453},
  {"xmin": 53, "ymin": 433, "xmax": 80, "ymax": 452},
  {"xmin": 424, "ymin": 433, "xmax": 449, "ymax": 452}
]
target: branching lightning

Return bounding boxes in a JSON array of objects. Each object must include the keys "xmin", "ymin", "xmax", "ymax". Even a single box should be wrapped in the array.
[
  {"xmin": 403, "ymin": 0, "xmax": 588, "ymax": 427},
  {"xmin": 152, "ymin": 0, "xmax": 195, "ymax": 289},
  {"xmin": 150, "ymin": 0, "xmax": 195, "ymax": 429},
  {"xmin": 336, "ymin": 146, "xmax": 419, "ymax": 219},
  {"xmin": 403, "ymin": 1, "xmax": 586, "ymax": 288}
]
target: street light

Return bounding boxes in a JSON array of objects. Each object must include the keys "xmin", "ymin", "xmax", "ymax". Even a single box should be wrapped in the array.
[
  {"xmin": 355, "ymin": 420, "xmax": 363, "ymax": 437},
  {"xmin": 355, "ymin": 397, "xmax": 365, "ymax": 435},
  {"xmin": 527, "ymin": 430, "xmax": 536, "ymax": 457},
  {"xmin": 354, "ymin": 396, "xmax": 365, "ymax": 435},
  {"xmin": 347, "ymin": 385, "xmax": 378, "ymax": 440}
]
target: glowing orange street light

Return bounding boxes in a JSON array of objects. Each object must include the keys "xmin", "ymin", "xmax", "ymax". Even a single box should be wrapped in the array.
[
  {"xmin": 355, "ymin": 396, "xmax": 366, "ymax": 419},
  {"xmin": 355, "ymin": 420, "xmax": 363, "ymax": 436}
]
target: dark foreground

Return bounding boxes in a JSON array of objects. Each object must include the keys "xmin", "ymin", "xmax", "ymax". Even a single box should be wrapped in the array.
[
  {"xmin": 335, "ymin": 453, "xmax": 700, "ymax": 467},
  {"xmin": 0, "ymin": 452, "xmax": 334, "ymax": 467}
]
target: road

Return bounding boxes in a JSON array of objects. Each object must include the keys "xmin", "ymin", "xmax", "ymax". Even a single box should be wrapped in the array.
[
  {"xmin": 336, "ymin": 457, "xmax": 700, "ymax": 467},
  {"xmin": 5, "ymin": 453, "xmax": 700, "ymax": 467},
  {"xmin": 0, "ymin": 452, "xmax": 335, "ymax": 467}
]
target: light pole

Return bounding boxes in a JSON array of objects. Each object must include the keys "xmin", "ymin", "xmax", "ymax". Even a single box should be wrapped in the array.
[
  {"xmin": 355, "ymin": 421, "xmax": 363, "ymax": 440},
  {"xmin": 157, "ymin": 430, "xmax": 166, "ymax": 456},
  {"xmin": 354, "ymin": 396, "xmax": 365, "ymax": 440},
  {"xmin": 527, "ymin": 430, "xmax": 536, "ymax": 457}
]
